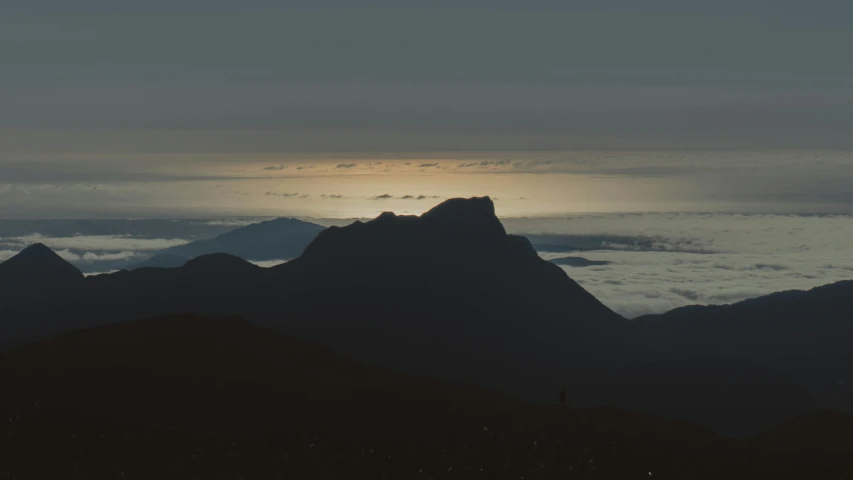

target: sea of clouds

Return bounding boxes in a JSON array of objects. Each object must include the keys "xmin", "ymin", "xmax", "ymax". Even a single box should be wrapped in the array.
[{"xmin": 504, "ymin": 213, "xmax": 853, "ymax": 318}]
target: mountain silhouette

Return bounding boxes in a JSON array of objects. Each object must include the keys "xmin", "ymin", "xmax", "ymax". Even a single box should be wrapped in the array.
[
  {"xmin": 156, "ymin": 217, "xmax": 323, "ymax": 262},
  {"xmin": 636, "ymin": 280, "xmax": 853, "ymax": 357},
  {"xmin": 125, "ymin": 252, "xmax": 190, "ymax": 269},
  {"xmin": 0, "ymin": 243, "xmax": 84, "ymax": 302},
  {"xmin": 635, "ymin": 280, "xmax": 853, "ymax": 417},
  {"xmin": 181, "ymin": 253, "xmax": 262, "ymax": 273},
  {"xmin": 292, "ymin": 196, "xmax": 624, "ymax": 336},
  {"xmin": 0, "ymin": 197, "xmax": 838, "ymax": 435},
  {"xmin": 549, "ymin": 256, "xmax": 612, "ymax": 267}
]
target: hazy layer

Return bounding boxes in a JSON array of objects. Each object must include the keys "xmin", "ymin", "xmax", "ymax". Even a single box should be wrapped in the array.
[{"xmin": 2, "ymin": 151, "xmax": 852, "ymax": 218}]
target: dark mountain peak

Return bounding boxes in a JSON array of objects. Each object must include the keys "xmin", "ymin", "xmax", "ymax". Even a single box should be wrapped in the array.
[
  {"xmin": 18, "ymin": 242, "xmax": 54, "ymax": 256},
  {"xmin": 0, "ymin": 243, "xmax": 84, "ymax": 282},
  {"xmin": 292, "ymin": 197, "xmax": 624, "ymax": 341},
  {"xmin": 420, "ymin": 196, "xmax": 504, "ymax": 236},
  {"xmin": 372, "ymin": 211, "xmax": 401, "ymax": 222},
  {"xmin": 301, "ymin": 197, "xmax": 510, "ymax": 261},
  {"xmin": 262, "ymin": 217, "xmax": 323, "ymax": 230},
  {"xmin": 182, "ymin": 253, "xmax": 261, "ymax": 273}
]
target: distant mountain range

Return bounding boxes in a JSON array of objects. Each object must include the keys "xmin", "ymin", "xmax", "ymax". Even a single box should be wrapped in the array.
[
  {"xmin": 4, "ymin": 313, "xmax": 848, "ymax": 478},
  {"xmin": 119, "ymin": 217, "xmax": 325, "ymax": 270},
  {"xmin": 154, "ymin": 217, "xmax": 324, "ymax": 263},
  {"xmin": 0, "ymin": 197, "xmax": 851, "ymax": 437}
]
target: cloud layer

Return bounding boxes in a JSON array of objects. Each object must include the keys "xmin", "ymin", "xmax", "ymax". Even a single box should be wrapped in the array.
[{"xmin": 509, "ymin": 213, "xmax": 853, "ymax": 317}]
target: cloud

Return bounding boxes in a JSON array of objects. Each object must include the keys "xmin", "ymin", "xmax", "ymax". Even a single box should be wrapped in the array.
[
  {"xmin": 4, "ymin": 234, "xmax": 189, "ymax": 252},
  {"xmin": 456, "ymin": 160, "xmax": 511, "ymax": 169},
  {"xmin": 265, "ymin": 192, "xmax": 299, "ymax": 197},
  {"xmin": 200, "ymin": 219, "xmax": 256, "ymax": 227},
  {"xmin": 517, "ymin": 213, "xmax": 853, "ymax": 318},
  {"xmin": 336, "ymin": 163, "xmax": 357, "ymax": 169},
  {"xmin": 54, "ymin": 250, "xmax": 140, "ymax": 263},
  {"xmin": 669, "ymin": 288, "xmax": 701, "ymax": 301},
  {"xmin": 321, "ymin": 194, "xmax": 345, "ymax": 199},
  {"xmin": 526, "ymin": 234, "xmax": 716, "ymax": 254},
  {"xmin": 262, "ymin": 165, "xmax": 288, "ymax": 171},
  {"xmin": 296, "ymin": 165, "xmax": 316, "ymax": 170},
  {"xmin": 372, "ymin": 194, "xmax": 442, "ymax": 200}
]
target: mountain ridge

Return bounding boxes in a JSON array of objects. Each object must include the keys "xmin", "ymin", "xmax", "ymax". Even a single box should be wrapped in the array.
[{"xmin": 0, "ymin": 197, "xmax": 848, "ymax": 435}]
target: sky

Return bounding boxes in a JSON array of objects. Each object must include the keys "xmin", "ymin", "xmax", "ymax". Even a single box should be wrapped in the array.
[
  {"xmin": 2, "ymin": 1, "xmax": 852, "ymax": 218},
  {"xmin": 2, "ymin": 1, "xmax": 853, "ymax": 312}
]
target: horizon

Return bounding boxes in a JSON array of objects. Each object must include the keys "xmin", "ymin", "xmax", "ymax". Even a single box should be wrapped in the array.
[{"xmin": 3, "ymin": 1, "xmax": 853, "ymax": 218}]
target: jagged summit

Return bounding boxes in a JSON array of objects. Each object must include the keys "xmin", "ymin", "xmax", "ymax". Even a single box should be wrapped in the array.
[
  {"xmin": 0, "ymin": 243, "xmax": 84, "ymax": 283},
  {"xmin": 289, "ymin": 196, "xmax": 625, "ymax": 343},
  {"xmin": 300, "ymin": 196, "xmax": 518, "ymax": 261},
  {"xmin": 420, "ymin": 196, "xmax": 505, "ymax": 236}
]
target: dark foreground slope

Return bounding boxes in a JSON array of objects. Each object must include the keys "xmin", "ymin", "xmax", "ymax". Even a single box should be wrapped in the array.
[{"xmin": 1, "ymin": 314, "xmax": 851, "ymax": 480}]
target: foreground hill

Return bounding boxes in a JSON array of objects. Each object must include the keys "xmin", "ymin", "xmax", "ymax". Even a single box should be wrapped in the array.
[
  {"xmin": 0, "ymin": 197, "xmax": 837, "ymax": 435},
  {"xmin": 1, "ymin": 314, "xmax": 850, "ymax": 479}
]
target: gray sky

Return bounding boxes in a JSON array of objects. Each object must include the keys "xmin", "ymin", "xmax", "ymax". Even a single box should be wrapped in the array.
[
  {"xmin": 2, "ymin": 1, "xmax": 852, "ymax": 218},
  {"xmin": 2, "ymin": 1, "xmax": 852, "ymax": 154}
]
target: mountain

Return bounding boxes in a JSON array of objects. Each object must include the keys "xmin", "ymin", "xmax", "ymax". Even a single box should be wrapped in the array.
[
  {"xmin": 289, "ymin": 197, "xmax": 626, "ymax": 337},
  {"xmin": 125, "ymin": 253, "xmax": 189, "ymax": 269},
  {"xmin": 1, "ymin": 313, "xmax": 850, "ymax": 478},
  {"xmin": 181, "ymin": 253, "xmax": 263, "ymax": 274},
  {"xmin": 155, "ymin": 217, "xmax": 324, "ymax": 262},
  {"xmin": 0, "ymin": 198, "xmax": 628, "ymax": 403},
  {"xmin": 0, "ymin": 197, "xmax": 830, "ymax": 435},
  {"xmin": 549, "ymin": 256, "xmax": 612, "ymax": 267},
  {"xmin": 635, "ymin": 281, "xmax": 853, "ymax": 416},
  {"xmin": 0, "ymin": 243, "xmax": 84, "ymax": 302},
  {"xmin": 636, "ymin": 280, "xmax": 853, "ymax": 357}
]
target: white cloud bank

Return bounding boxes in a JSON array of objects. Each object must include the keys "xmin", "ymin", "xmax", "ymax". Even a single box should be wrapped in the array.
[
  {"xmin": 3, "ymin": 234, "xmax": 189, "ymax": 252},
  {"xmin": 509, "ymin": 213, "xmax": 853, "ymax": 318}
]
